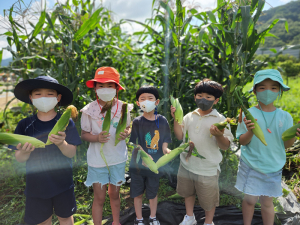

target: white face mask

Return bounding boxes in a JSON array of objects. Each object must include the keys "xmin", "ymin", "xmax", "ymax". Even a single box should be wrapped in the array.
[
  {"xmin": 32, "ymin": 97, "xmax": 58, "ymax": 113},
  {"xmin": 139, "ymin": 100, "xmax": 157, "ymax": 113},
  {"xmin": 96, "ymin": 88, "xmax": 116, "ymax": 102}
]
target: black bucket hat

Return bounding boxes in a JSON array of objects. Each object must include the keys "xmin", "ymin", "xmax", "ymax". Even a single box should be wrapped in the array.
[{"xmin": 14, "ymin": 76, "xmax": 73, "ymax": 106}]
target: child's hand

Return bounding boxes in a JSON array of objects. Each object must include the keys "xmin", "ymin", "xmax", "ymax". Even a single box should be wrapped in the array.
[
  {"xmin": 49, "ymin": 131, "xmax": 66, "ymax": 146},
  {"xmin": 142, "ymin": 152, "xmax": 153, "ymax": 167},
  {"xmin": 118, "ymin": 127, "xmax": 130, "ymax": 141},
  {"xmin": 16, "ymin": 142, "xmax": 35, "ymax": 154},
  {"xmin": 296, "ymin": 121, "xmax": 300, "ymax": 137},
  {"xmin": 243, "ymin": 117, "xmax": 256, "ymax": 132},
  {"xmin": 170, "ymin": 106, "xmax": 176, "ymax": 118},
  {"xmin": 97, "ymin": 131, "xmax": 110, "ymax": 143},
  {"xmin": 210, "ymin": 125, "xmax": 224, "ymax": 137}
]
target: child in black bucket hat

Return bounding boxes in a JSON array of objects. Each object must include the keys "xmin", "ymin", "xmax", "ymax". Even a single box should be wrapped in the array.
[{"xmin": 12, "ymin": 75, "xmax": 82, "ymax": 225}]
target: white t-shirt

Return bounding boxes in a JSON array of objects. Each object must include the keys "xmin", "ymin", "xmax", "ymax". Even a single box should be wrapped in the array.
[
  {"xmin": 180, "ymin": 109, "xmax": 234, "ymax": 176},
  {"xmin": 80, "ymin": 100, "xmax": 133, "ymax": 168}
]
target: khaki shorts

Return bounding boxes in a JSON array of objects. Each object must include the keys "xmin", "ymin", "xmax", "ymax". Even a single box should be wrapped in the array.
[{"xmin": 176, "ymin": 164, "xmax": 219, "ymax": 211}]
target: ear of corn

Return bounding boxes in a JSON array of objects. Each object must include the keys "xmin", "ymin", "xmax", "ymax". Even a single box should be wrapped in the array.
[
  {"xmin": 282, "ymin": 123, "xmax": 300, "ymax": 141},
  {"xmin": 0, "ymin": 133, "xmax": 46, "ymax": 148},
  {"xmin": 213, "ymin": 118, "xmax": 236, "ymax": 131},
  {"xmin": 234, "ymin": 90, "xmax": 267, "ymax": 146},
  {"xmin": 156, "ymin": 142, "xmax": 205, "ymax": 169},
  {"xmin": 170, "ymin": 95, "xmax": 183, "ymax": 125},
  {"xmin": 115, "ymin": 102, "xmax": 128, "ymax": 146},
  {"xmin": 46, "ymin": 105, "xmax": 77, "ymax": 145},
  {"xmin": 139, "ymin": 149, "xmax": 159, "ymax": 174},
  {"xmin": 131, "ymin": 139, "xmax": 158, "ymax": 174},
  {"xmin": 156, "ymin": 143, "xmax": 189, "ymax": 169},
  {"xmin": 100, "ymin": 102, "xmax": 112, "ymax": 175}
]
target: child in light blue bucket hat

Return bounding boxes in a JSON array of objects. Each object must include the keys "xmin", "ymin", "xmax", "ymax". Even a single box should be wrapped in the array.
[{"xmin": 235, "ymin": 69, "xmax": 300, "ymax": 225}]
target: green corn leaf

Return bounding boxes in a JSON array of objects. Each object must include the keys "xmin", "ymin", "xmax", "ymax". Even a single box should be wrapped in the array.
[
  {"xmin": 32, "ymin": 11, "xmax": 46, "ymax": 38},
  {"xmin": 285, "ymin": 20, "xmax": 289, "ymax": 33},
  {"xmin": 0, "ymin": 50, "xmax": 2, "ymax": 65},
  {"xmin": 74, "ymin": 7, "xmax": 103, "ymax": 41}
]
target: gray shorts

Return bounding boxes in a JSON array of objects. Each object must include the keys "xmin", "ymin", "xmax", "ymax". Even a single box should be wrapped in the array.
[{"xmin": 130, "ymin": 172, "xmax": 160, "ymax": 199}]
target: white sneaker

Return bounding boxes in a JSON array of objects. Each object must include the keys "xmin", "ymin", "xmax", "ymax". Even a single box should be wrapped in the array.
[
  {"xmin": 149, "ymin": 217, "xmax": 160, "ymax": 225},
  {"xmin": 204, "ymin": 222, "xmax": 215, "ymax": 225},
  {"xmin": 134, "ymin": 219, "xmax": 145, "ymax": 225},
  {"xmin": 179, "ymin": 215, "xmax": 197, "ymax": 225}
]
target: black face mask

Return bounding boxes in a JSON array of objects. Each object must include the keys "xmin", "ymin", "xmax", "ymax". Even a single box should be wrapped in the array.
[{"xmin": 195, "ymin": 98, "xmax": 214, "ymax": 111}]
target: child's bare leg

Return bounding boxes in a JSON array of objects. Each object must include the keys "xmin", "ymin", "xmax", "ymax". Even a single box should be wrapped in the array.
[
  {"xmin": 57, "ymin": 215, "xmax": 74, "ymax": 225},
  {"xmin": 185, "ymin": 195, "xmax": 196, "ymax": 216},
  {"xmin": 242, "ymin": 194, "xmax": 259, "ymax": 225},
  {"xmin": 108, "ymin": 183, "xmax": 121, "ymax": 225},
  {"xmin": 92, "ymin": 183, "xmax": 107, "ymax": 225},
  {"xmin": 149, "ymin": 195, "xmax": 158, "ymax": 218},
  {"xmin": 134, "ymin": 194, "xmax": 143, "ymax": 219},
  {"xmin": 260, "ymin": 196, "xmax": 274, "ymax": 225},
  {"xmin": 38, "ymin": 216, "xmax": 52, "ymax": 225},
  {"xmin": 204, "ymin": 207, "xmax": 216, "ymax": 224}
]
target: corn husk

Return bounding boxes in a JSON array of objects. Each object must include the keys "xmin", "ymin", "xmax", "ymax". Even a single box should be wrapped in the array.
[
  {"xmin": 0, "ymin": 133, "xmax": 45, "ymax": 148},
  {"xmin": 46, "ymin": 105, "xmax": 78, "ymax": 145}
]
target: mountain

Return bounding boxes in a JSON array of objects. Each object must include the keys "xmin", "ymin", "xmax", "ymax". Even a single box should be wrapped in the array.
[
  {"xmin": 257, "ymin": 0, "xmax": 300, "ymax": 47},
  {"xmin": 0, "ymin": 58, "xmax": 12, "ymax": 67}
]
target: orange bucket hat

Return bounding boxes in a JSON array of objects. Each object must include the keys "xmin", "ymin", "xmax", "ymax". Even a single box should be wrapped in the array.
[{"xmin": 86, "ymin": 67, "xmax": 125, "ymax": 90}]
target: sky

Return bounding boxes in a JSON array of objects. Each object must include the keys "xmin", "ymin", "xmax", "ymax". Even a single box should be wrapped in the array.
[{"xmin": 0, "ymin": 0, "xmax": 295, "ymax": 60}]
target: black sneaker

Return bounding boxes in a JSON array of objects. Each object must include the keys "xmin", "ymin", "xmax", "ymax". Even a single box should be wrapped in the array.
[
  {"xmin": 134, "ymin": 219, "xmax": 145, "ymax": 225},
  {"xmin": 149, "ymin": 217, "xmax": 160, "ymax": 225}
]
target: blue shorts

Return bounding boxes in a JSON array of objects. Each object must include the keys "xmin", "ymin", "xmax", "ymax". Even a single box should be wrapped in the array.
[
  {"xmin": 235, "ymin": 159, "xmax": 283, "ymax": 197},
  {"xmin": 24, "ymin": 187, "xmax": 76, "ymax": 225},
  {"xmin": 85, "ymin": 162, "xmax": 126, "ymax": 187},
  {"xmin": 130, "ymin": 171, "xmax": 160, "ymax": 199}
]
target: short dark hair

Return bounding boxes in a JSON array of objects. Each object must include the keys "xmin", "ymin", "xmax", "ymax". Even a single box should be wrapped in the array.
[
  {"xmin": 136, "ymin": 85, "xmax": 159, "ymax": 101},
  {"xmin": 194, "ymin": 79, "xmax": 223, "ymax": 99}
]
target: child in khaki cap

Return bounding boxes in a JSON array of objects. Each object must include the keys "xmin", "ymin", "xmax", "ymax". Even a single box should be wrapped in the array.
[{"xmin": 171, "ymin": 79, "xmax": 234, "ymax": 225}]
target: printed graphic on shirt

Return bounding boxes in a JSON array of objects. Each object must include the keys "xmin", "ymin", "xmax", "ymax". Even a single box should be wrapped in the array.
[
  {"xmin": 97, "ymin": 117, "xmax": 118, "ymax": 128},
  {"xmin": 145, "ymin": 130, "xmax": 160, "ymax": 153}
]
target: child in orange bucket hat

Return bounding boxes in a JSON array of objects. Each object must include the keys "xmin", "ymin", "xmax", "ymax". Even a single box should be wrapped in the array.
[{"xmin": 81, "ymin": 67, "xmax": 133, "ymax": 225}]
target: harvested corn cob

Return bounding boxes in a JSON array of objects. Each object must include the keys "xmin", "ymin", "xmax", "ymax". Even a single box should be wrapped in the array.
[
  {"xmin": 0, "ymin": 133, "xmax": 45, "ymax": 148},
  {"xmin": 214, "ymin": 118, "xmax": 236, "ymax": 130},
  {"xmin": 100, "ymin": 102, "xmax": 112, "ymax": 175},
  {"xmin": 156, "ymin": 143, "xmax": 189, "ymax": 169},
  {"xmin": 131, "ymin": 139, "xmax": 159, "ymax": 174},
  {"xmin": 139, "ymin": 149, "xmax": 159, "ymax": 174},
  {"xmin": 46, "ymin": 105, "xmax": 78, "ymax": 145},
  {"xmin": 156, "ymin": 142, "xmax": 205, "ymax": 169},
  {"xmin": 170, "ymin": 95, "xmax": 183, "ymax": 125},
  {"xmin": 234, "ymin": 90, "xmax": 267, "ymax": 146},
  {"xmin": 282, "ymin": 123, "xmax": 300, "ymax": 141},
  {"xmin": 115, "ymin": 102, "xmax": 128, "ymax": 146}
]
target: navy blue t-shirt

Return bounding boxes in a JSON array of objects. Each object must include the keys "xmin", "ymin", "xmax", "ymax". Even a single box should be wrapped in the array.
[
  {"xmin": 11, "ymin": 114, "xmax": 82, "ymax": 199},
  {"xmin": 129, "ymin": 115, "xmax": 172, "ymax": 177}
]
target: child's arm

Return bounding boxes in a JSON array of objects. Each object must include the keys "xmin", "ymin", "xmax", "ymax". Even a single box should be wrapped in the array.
[
  {"xmin": 81, "ymin": 130, "xmax": 110, "ymax": 143},
  {"xmin": 210, "ymin": 125, "xmax": 230, "ymax": 150},
  {"xmin": 49, "ymin": 131, "xmax": 76, "ymax": 158},
  {"xmin": 284, "ymin": 121, "xmax": 300, "ymax": 149},
  {"xmin": 239, "ymin": 117, "xmax": 255, "ymax": 145},
  {"xmin": 162, "ymin": 142, "xmax": 171, "ymax": 154},
  {"xmin": 170, "ymin": 106, "xmax": 183, "ymax": 140},
  {"xmin": 15, "ymin": 143, "xmax": 35, "ymax": 163}
]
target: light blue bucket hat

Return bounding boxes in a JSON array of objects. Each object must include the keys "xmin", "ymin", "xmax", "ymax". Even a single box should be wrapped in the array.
[{"xmin": 249, "ymin": 69, "xmax": 290, "ymax": 92}]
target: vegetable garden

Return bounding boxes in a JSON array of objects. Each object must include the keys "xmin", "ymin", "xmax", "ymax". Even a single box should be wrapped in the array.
[{"xmin": 0, "ymin": 0, "xmax": 300, "ymax": 224}]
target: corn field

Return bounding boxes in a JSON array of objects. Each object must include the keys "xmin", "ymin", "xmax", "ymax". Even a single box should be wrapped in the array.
[{"xmin": 0, "ymin": 0, "xmax": 294, "ymax": 153}]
